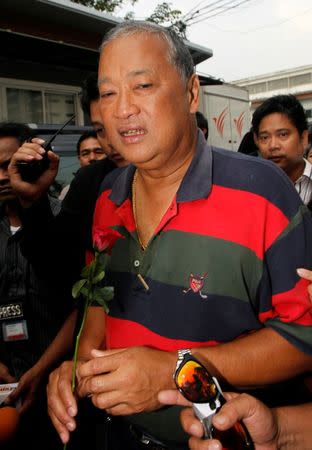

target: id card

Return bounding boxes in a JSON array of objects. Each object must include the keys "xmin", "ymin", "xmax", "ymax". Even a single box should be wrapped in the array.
[{"xmin": 2, "ymin": 320, "xmax": 29, "ymax": 341}]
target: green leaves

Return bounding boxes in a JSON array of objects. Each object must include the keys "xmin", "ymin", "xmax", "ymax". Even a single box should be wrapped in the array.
[
  {"xmin": 72, "ymin": 279, "xmax": 87, "ymax": 299},
  {"xmin": 73, "ymin": 247, "xmax": 114, "ymax": 312}
]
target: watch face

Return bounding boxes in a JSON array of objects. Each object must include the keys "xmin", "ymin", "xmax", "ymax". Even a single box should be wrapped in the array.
[{"xmin": 174, "ymin": 353, "xmax": 218, "ymax": 404}]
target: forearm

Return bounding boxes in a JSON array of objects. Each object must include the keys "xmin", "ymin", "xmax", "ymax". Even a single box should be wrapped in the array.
[
  {"xmin": 77, "ymin": 306, "xmax": 106, "ymax": 361},
  {"xmin": 31, "ymin": 309, "xmax": 78, "ymax": 377},
  {"xmin": 275, "ymin": 403, "xmax": 312, "ymax": 449},
  {"xmin": 192, "ymin": 328, "xmax": 312, "ymax": 387}
]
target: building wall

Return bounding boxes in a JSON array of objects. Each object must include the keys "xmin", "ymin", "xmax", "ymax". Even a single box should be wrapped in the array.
[{"xmin": 232, "ymin": 65, "xmax": 312, "ymax": 124}]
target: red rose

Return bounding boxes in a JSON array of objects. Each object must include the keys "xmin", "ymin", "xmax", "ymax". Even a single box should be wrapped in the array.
[{"xmin": 93, "ymin": 227, "xmax": 122, "ymax": 254}]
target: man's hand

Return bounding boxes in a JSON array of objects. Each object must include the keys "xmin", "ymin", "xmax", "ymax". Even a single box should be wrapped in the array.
[
  {"xmin": 77, "ymin": 347, "xmax": 176, "ymax": 415},
  {"xmin": 46, "ymin": 361, "xmax": 80, "ymax": 444},
  {"xmin": 158, "ymin": 390, "xmax": 278, "ymax": 450},
  {"xmin": 0, "ymin": 362, "xmax": 16, "ymax": 384},
  {"xmin": 8, "ymin": 138, "xmax": 59, "ymax": 208},
  {"xmin": 6, "ymin": 366, "xmax": 45, "ymax": 414}
]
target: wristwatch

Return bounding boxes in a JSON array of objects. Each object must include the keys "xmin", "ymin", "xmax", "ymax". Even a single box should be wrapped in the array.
[{"xmin": 174, "ymin": 348, "xmax": 192, "ymax": 376}]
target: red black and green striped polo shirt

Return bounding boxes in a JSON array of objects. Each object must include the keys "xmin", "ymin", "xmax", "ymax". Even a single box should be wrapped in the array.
[{"xmin": 93, "ymin": 132, "xmax": 312, "ymax": 356}]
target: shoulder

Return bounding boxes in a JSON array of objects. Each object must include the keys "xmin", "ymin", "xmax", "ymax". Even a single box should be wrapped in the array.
[
  {"xmin": 211, "ymin": 146, "xmax": 302, "ymax": 219},
  {"xmin": 74, "ymin": 158, "xmax": 116, "ymax": 184}
]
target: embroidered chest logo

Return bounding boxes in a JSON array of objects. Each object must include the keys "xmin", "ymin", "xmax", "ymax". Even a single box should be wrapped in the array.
[{"xmin": 183, "ymin": 273, "xmax": 208, "ymax": 299}]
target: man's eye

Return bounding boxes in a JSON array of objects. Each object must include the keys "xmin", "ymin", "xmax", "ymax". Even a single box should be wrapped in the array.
[
  {"xmin": 95, "ymin": 128, "xmax": 105, "ymax": 136},
  {"xmin": 259, "ymin": 135, "xmax": 268, "ymax": 142},
  {"xmin": 136, "ymin": 83, "xmax": 152, "ymax": 89},
  {"xmin": 101, "ymin": 91, "xmax": 114, "ymax": 98}
]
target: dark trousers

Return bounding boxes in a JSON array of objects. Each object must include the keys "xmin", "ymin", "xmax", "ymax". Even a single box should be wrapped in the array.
[{"xmin": 66, "ymin": 399, "xmax": 187, "ymax": 450}]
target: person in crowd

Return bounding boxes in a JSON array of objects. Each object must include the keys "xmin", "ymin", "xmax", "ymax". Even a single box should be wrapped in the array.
[
  {"xmin": 0, "ymin": 122, "xmax": 75, "ymax": 449},
  {"xmin": 77, "ymin": 130, "xmax": 106, "ymax": 168},
  {"xmin": 307, "ymin": 146, "xmax": 312, "ymax": 165},
  {"xmin": 158, "ymin": 389, "xmax": 312, "ymax": 450},
  {"xmin": 8, "ymin": 77, "xmax": 127, "ymax": 449},
  {"xmin": 59, "ymin": 130, "xmax": 107, "ymax": 200},
  {"xmin": 306, "ymin": 124, "xmax": 312, "ymax": 165},
  {"xmin": 196, "ymin": 111, "xmax": 209, "ymax": 140},
  {"xmin": 44, "ymin": 21, "xmax": 312, "ymax": 450},
  {"xmin": 252, "ymin": 95, "xmax": 312, "ymax": 209}
]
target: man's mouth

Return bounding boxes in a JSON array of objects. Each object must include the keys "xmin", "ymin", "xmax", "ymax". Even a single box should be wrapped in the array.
[{"xmin": 119, "ymin": 128, "xmax": 146, "ymax": 137}]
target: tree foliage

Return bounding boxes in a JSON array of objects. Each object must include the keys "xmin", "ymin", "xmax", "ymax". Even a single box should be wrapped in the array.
[
  {"xmin": 71, "ymin": 0, "xmax": 187, "ymax": 37},
  {"xmin": 71, "ymin": 0, "xmax": 138, "ymax": 14}
]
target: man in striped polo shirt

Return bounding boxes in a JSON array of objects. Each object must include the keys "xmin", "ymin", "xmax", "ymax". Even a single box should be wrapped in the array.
[{"xmin": 47, "ymin": 21, "xmax": 312, "ymax": 449}]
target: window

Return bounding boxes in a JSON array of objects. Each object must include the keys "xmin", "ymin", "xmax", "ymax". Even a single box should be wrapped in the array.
[
  {"xmin": 289, "ymin": 73, "xmax": 311, "ymax": 87},
  {"xmin": 45, "ymin": 92, "xmax": 75, "ymax": 124},
  {"xmin": 0, "ymin": 78, "xmax": 81, "ymax": 125},
  {"xmin": 247, "ymin": 82, "xmax": 266, "ymax": 95},
  {"xmin": 7, "ymin": 88, "xmax": 43, "ymax": 123},
  {"xmin": 267, "ymin": 78, "xmax": 288, "ymax": 91}
]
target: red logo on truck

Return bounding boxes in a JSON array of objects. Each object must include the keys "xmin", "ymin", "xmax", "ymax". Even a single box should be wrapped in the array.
[
  {"xmin": 213, "ymin": 107, "xmax": 228, "ymax": 138},
  {"xmin": 234, "ymin": 112, "xmax": 245, "ymax": 138}
]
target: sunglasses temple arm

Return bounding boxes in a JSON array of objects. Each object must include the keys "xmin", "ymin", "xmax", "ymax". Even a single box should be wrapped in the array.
[{"xmin": 193, "ymin": 403, "xmax": 218, "ymax": 439}]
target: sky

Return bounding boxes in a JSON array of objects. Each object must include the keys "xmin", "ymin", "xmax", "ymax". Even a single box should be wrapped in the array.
[{"xmin": 116, "ymin": 0, "xmax": 312, "ymax": 82}]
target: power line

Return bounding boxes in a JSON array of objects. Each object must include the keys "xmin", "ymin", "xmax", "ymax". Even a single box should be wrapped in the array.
[
  {"xmin": 183, "ymin": 0, "xmax": 239, "ymax": 22},
  {"xmin": 185, "ymin": 0, "xmax": 244, "ymax": 23},
  {"xmin": 193, "ymin": 5, "xmax": 312, "ymax": 34},
  {"xmin": 186, "ymin": 0, "xmax": 254, "ymax": 25}
]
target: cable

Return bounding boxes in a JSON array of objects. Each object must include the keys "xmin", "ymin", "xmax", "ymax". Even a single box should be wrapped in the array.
[
  {"xmin": 186, "ymin": 0, "xmax": 254, "ymax": 25},
  {"xmin": 183, "ymin": 0, "xmax": 239, "ymax": 22}
]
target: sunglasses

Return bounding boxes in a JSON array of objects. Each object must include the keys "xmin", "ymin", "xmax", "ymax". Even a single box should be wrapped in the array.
[{"xmin": 174, "ymin": 352, "xmax": 254, "ymax": 449}]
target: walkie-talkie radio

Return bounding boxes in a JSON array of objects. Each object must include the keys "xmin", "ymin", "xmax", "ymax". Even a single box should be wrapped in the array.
[{"xmin": 17, "ymin": 114, "xmax": 75, "ymax": 182}]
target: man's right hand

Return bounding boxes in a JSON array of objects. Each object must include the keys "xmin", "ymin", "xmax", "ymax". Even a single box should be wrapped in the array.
[
  {"xmin": 158, "ymin": 391, "xmax": 279, "ymax": 450},
  {"xmin": 46, "ymin": 360, "xmax": 80, "ymax": 444},
  {"xmin": 8, "ymin": 138, "xmax": 59, "ymax": 208}
]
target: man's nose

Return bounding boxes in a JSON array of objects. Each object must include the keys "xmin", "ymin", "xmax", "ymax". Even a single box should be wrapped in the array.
[
  {"xmin": 269, "ymin": 135, "xmax": 280, "ymax": 150},
  {"xmin": 114, "ymin": 90, "xmax": 140, "ymax": 119}
]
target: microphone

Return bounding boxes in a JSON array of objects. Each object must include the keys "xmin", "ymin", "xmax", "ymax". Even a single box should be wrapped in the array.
[{"xmin": 0, "ymin": 406, "xmax": 20, "ymax": 442}]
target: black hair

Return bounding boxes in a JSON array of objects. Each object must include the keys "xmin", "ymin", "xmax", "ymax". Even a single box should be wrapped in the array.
[
  {"xmin": 80, "ymin": 73, "xmax": 100, "ymax": 117},
  {"xmin": 237, "ymin": 128, "xmax": 259, "ymax": 156},
  {"xmin": 0, "ymin": 122, "xmax": 35, "ymax": 145},
  {"xmin": 196, "ymin": 111, "xmax": 209, "ymax": 140},
  {"xmin": 76, "ymin": 130, "xmax": 98, "ymax": 155},
  {"xmin": 252, "ymin": 94, "xmax": 308, "ymax": 136}
]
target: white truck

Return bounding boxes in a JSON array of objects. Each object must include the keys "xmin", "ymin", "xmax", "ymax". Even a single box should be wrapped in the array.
[{"xmin": 199, "ymin": 83, "xmax": 251, "ymax": 151}]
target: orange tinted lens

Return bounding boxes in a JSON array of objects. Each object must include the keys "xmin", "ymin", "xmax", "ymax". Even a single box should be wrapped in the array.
[{"xmin": 176, "ymin": 360, "xmax": 217, "ymax": 403}]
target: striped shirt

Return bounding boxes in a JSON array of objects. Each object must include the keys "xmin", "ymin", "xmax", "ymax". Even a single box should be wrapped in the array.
[{"xmin": 94, "ymin": 132, "xmax": 312, "ymax": 356}]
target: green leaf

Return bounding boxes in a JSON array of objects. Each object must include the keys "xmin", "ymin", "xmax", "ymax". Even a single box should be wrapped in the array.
[
  {"xmin": 72, "ymin": 279, "xmax": 87, "ymax": 298},
  {"xmin": 81, "ymin": 262, "xmax": 93, "ymax": 278},
  {"xmin": 92, "ymin": 286, "xmax": 114, "ymax": 305},
  {"xmin": 91, "ymin": 270, "xmax": 105, "ymax": 284}
]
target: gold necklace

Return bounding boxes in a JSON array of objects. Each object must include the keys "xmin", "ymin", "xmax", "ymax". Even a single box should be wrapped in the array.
[{"xmin": 132, "ymin": 169, "xmax": 147, "ymax": 251}]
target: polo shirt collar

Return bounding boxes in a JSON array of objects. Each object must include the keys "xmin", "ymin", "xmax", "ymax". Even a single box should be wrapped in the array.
[{"xmin": 109, "ymin": 130, "xmax": 212, "ymax": 206}]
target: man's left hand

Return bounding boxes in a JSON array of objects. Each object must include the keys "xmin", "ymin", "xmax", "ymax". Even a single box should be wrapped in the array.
[
  {"xmin": 77, "ymin": 346, "xmax": 176, "ymax": 415},
  {"xmin": 6, "ymin": 366, "xmax": 44, "ymax": 414}
]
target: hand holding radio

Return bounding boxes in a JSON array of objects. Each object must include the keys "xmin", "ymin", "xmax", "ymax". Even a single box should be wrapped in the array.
[{"xmin": 8, "ymin": 139, "xmax": 60, "ymax": 207}]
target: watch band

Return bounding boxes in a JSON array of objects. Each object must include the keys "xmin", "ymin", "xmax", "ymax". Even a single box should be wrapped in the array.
[{"xmin": 175, "ymin": 348, "xmax": 192, "ymax": 375}]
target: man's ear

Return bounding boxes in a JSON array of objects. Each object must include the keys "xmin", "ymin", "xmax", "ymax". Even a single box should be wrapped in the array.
[{"xmin": 188, "ymin": 74, "xmax": 200, "ymax": 113}]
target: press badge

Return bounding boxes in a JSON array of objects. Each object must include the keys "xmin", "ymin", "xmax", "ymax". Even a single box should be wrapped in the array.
[
  {"xmin": 2, "ymin": 320, "xmax": 28, "ymax": 341},
  {"xmin": 0, "ymin": 302, "xmax": 28, "ymax": 341}
]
